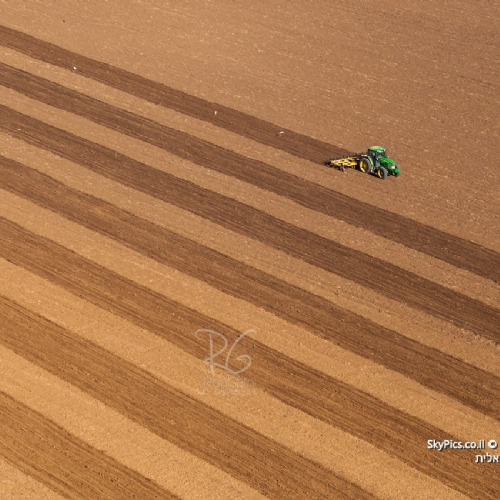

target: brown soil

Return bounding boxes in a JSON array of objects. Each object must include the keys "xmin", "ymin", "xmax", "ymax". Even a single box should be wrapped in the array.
[{"xmin": 0, "ymin": 1, "xmax": 499, "ymax": 499}]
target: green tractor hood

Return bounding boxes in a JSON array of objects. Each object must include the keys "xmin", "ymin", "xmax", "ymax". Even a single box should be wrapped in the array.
[
  {"xmin": 367, "ymin": 146, "xmax": 401, "ymax": 177},
  {"xmin": 380, "ymin": 156, "xmax": 399, "ymax": 171}
]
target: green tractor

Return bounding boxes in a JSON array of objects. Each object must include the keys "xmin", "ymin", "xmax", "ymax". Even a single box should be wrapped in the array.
[
  {"xmin": 358, "ymin": 146, "xmax": 400, "ymax": 179},
  {"xmin": 325, "ymin": 146, "xmax": 401, "ymax": 179}
]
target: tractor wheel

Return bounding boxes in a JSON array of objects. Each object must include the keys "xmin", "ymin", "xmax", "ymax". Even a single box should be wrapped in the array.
[
  {"xmin": 394, "ymin": 170, "xmax": 401, "ymax": 177},
  {"xmin": 377, "ymin": 167, "xmax": 388, "ymax": 180},
  {"xmin": 359, "ymin": 158, "xmax": 372, "ymax": 173}
]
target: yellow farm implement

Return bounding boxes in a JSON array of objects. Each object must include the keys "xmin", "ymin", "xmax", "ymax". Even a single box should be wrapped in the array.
[{"xmin": 324, "ymin": 156, "xmax": 360, "ymax": 170}]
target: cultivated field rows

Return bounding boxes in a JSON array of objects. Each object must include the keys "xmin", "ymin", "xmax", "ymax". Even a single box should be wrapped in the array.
[{"xmin": 0, "ymin": 3, "xmax": 499, "ymax": 499}]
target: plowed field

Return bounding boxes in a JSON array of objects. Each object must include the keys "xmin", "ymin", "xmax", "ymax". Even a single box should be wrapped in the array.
[{"xmin": 0, "ymin": 1, "xmax": 499, "ymax": 499}]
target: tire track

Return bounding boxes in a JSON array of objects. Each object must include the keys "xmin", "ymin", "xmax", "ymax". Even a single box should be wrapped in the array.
[
  {"xmin": 1, "ymin": 161, "xmax": 499, "ymax": 422},
  {"xmin": 0, "ymin": 391, "xmax": 180, "ymax": 500},
  {"xmin": 0, "ymin": 106, "xmax": 498, "ymax": 342},
  {"xmin": 0, "ymin": 57, "xmax": 498, "ymax": 283},
  {"xmin": 0, "ymin": 296, "xmax": 376, "ymax": 500},
  {"xmin": 0, "ymin": 218, "xmax": 499, "ymax": 500}
]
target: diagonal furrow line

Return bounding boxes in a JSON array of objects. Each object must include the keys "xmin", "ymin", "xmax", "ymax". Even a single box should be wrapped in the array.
[
  {"xmin": 1, "ymin": 229, "xmax": 498, "ymax": 498},
  {"xmin": 0, "ymin": 57, "xmax": 498, "ymax": 282},
  {"xmin": 0, "ymin": 391, "xmax": 180, "ymax": 500},
  {"xmin": 0, "ymin": 24, "xmax": 347, "ymax": 163},
  {"xmin": 1, "ymin": 162, "xmax": 499, "ymax": 425},
  {"xmin": 0, "ymin": 106, "xmax": 498, "ymax": 342},
  {"xmin": 0, "ymin": 296, "xmax": 378, "ymax": 500}
]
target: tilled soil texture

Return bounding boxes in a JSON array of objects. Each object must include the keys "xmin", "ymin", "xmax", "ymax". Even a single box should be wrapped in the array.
[{"xmin": 0, "ymin": 1, "xmax": 499, "ymax": 500}]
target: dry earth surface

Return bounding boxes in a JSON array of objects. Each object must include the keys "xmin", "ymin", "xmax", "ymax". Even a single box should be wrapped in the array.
[{"xmin": 0, "ymin": 0, "xmax": 499, "ymax": 499}]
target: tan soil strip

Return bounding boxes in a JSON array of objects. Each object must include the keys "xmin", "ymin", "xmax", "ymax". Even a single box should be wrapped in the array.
[
  {"xmin": 0, "ymin": 297, "xmax": 376, "ymax": 500},
  {"xmin": 1, "ymin": 194, "xmax": 499, "ymax": 442},
  {"xmin": 0, "ymin": 221, "xmax": 497, "ymax": 499},
  {"xmin": 0, "ymin": 70, "xmax": 495, "ymax": 309},
  {"xmin": 0, "ymin": 56, "xmax": 497, "ymax": 282},
  {"xmin": 0, "ymin": 346, "xmax": 267, "ymax": 500},
  {"xmin": 1, "ymin": 157, "xmax": 499, "ymax": 421},
  {"xmin": 0, "ymin": 456, "xmax": 66, "ymax": 500},
  {"xmin": 1, "ymin": 132, "xmax": 498, "ymax": 378},
  {"xmin": 0, "ymin": 103, "xmax": 497, "ymax": 343},
  {"xmin": 0, "ymin": 391, "xmax": 180, "ymax": 500},
  {"xmin": 0, "ymin": 274, "xmax": 471, "ymax": 500}
]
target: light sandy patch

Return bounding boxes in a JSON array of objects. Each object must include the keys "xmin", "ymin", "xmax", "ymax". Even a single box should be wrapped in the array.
[
  {"xmin": 1, "ymin": 195, "xmax": 499, "ymax": 444},
  {"xmin": 0, "ymin": 456, "xmax": 66, "ymax": 500},
  {"xmin": 0, "ymin": 134, "xmax": 498, "ymax": 373},
  {"xmin": 0, "ymin": 264, "xmax": 470, "ymax": 500}
]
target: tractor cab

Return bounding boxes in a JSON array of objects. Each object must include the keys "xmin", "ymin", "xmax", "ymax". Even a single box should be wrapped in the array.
[
  {"xmin": 364, "ymin": 146, "xmax": 400, "ymax": 178},
  {"xmin": 367, "ymin": 146, "xmax": 387, "ymax": 165}
]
